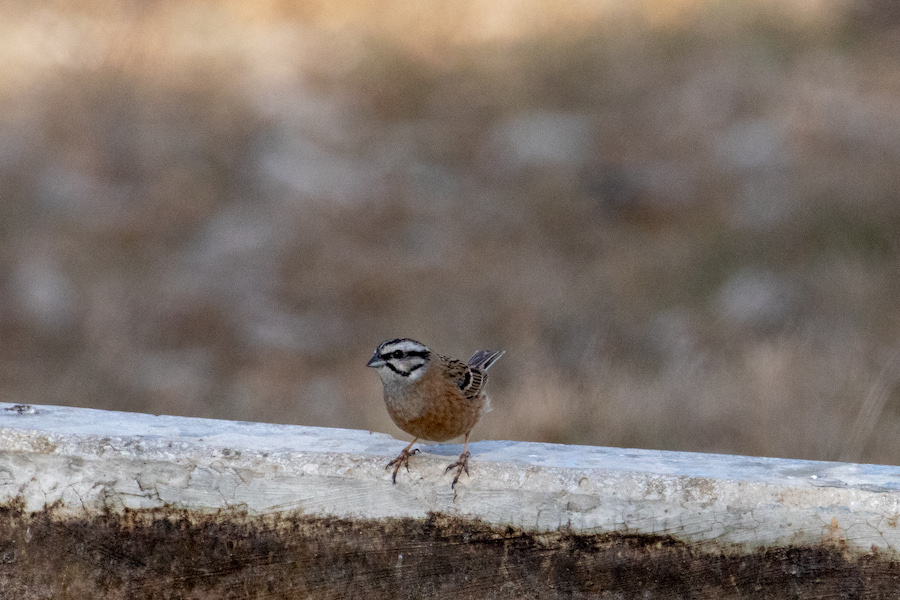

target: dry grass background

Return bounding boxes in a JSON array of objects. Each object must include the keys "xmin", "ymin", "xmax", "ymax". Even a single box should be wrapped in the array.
[{"xmin": 1, "ymin": 0, "xmax": 900, "ymax": 464}]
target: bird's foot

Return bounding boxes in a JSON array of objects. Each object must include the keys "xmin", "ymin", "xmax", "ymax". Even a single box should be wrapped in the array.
[
  {"xmin": 387, "ymin": 447, "xmax": 420, "ymax": 484},
  {"xmin": 445, "ymin": 451, "xmax": 471, "ymax": 489}
]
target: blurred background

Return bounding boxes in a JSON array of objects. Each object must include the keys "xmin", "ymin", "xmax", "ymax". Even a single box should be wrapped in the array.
[{"xmin": 1, "ymin": 0, "xmax": 899, "ymax": 464}]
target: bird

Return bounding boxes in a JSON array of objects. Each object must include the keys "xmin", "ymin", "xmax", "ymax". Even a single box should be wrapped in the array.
[{"xmin": 366, "ymin": 338, "xmax": 505, "ymax": 488}]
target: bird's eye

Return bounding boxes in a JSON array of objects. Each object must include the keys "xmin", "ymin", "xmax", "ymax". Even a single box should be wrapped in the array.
[{"xmin": 391, "ymin": 350, "xmax": 404, "ymax": 359}]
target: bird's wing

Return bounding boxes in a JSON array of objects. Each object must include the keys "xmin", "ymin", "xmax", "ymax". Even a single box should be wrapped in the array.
[{"xmin": 447, "ymin": 359, "xmax": 487, "ymax": 400}]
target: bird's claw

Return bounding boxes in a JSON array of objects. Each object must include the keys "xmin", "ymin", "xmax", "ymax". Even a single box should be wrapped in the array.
[
  {"xmin": 445, "ymin": 451, "xmax": 471, "ymax": 489},
  {"xmin": 387, "ymin": 447, "xmax": 420, "ymax": 484}
]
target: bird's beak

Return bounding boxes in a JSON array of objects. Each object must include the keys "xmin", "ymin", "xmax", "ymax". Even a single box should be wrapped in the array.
[{"xmin": 366, "ymin": 355, "xmax": 385, "ymax": 368}]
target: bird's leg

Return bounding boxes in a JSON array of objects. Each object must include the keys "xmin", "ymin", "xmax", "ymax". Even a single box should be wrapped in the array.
[
  {"xmin": 445, "ymin": 432, "xmax": 471, "ymax": 489},
  {"xmin": 387, "ymin": 438, "xmax": 419, "ymax": 484}
]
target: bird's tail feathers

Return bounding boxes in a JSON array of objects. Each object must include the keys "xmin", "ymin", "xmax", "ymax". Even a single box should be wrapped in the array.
[{"xmin": 467, "ymin": 349, "xmax": 505, "ymax": 371}]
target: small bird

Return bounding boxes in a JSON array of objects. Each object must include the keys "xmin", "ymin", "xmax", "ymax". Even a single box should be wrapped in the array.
[{"xmin": 367, "ymin": 338, "xmax": 505, "ymax": 487}]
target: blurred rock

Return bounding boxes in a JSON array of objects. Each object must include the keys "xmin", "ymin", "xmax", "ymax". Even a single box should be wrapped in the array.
[
  {"xmin": 648, "ymin": 309, "xmax": 699, "ymax": 364},
  {"xmin": 488, "ymin": 110, "xmax": 593, "ymax": 169},
  {"xmin": 13, "ymin": 252, "xmax": 78, "ymax": 334},
  {"xmin": 714, "ymin": 119, "xmax": 786, "ymax": 172},
  {"xmin": 187, "ymin": 205, "xmax": 278, "ymax": 267},
  {"xmin": 36, "ymin": 164, "xmax": 109, "ymax": 223},
  {"xmin": 715, "ymin": 268, "xmax": 796, "ymax": 330},
  {"xmin": 256, "ymin": 131, "xmax": 380, "ymax": 203},
  {"xmin": 175, "ymin": 204, "xmax": 284, "ymax": 317}
]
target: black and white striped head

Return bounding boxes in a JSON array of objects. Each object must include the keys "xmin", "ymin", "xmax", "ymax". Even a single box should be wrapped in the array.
[{"xmin": 366, "ymin": 338, "xmax": 431, "ymax": 382}]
